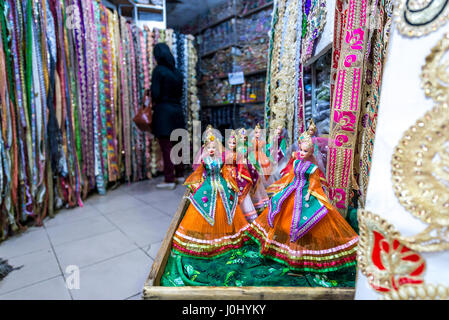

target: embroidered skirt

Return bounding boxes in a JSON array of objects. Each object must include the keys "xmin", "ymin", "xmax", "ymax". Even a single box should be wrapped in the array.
[
  {"xmin": 172, "ymin": 193, "xmax": 250, "ymax": 259},
  {"xmin": 246, "ymin": 192, "xmax": 359, "ymax": 272}
]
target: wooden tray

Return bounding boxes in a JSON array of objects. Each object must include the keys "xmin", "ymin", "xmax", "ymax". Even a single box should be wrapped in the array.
[{"xmin": 143, "ymin": 190, "xmax": 355, "ymax": 300}]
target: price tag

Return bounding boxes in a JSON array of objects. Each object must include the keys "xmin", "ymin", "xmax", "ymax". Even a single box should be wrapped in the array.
[{"xmin": 228, "ymin": 72, "xmax": 245, "ymax": 86}]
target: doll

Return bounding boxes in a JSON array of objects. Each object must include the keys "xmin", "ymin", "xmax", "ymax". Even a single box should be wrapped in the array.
[
  {"xmin": 249, "ymin": 123, "xmax": 275, "ymax": 188},
  {"xmin": 268, "ymin": 124, "xmax": 290, "ymax": 181},
  {"xmin": 268, "ymin": 125, "xmax": 288, "ymax": 163},
  {"xmin": 173, "ymin": 132, "xmax": 250, "ymax": 258},
  {"xmin": 282, "ymin": 120, "xmax": 329, "ymax": 189},
  {"xmin": 224, "ymin": 130, "xmax": 258, "ymax": 223},
  {"xmin": 246, "ymin": 130, "xmax": 359, "ymax": 272},
  {"xmin": 237, "ymin": 128, "xmax": 269, "ymax": 213}
]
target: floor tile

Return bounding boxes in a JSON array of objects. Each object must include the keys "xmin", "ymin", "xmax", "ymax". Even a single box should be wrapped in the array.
[
  {"xmin": 54, "ymin": 230, "xmax": 139, "ymax": 270},
  {"xmin": 147, "ymin": 198, "xmax": 184, "ymax": 217},
  {"xmin": 46, "ymin": 215, "xmax": 117, "ymax": 246},
  {"xmin": 125, "ymin": 293, "xmax": 142, "ymax": 300},
  {"xmin": 90, "ymin": 193, "xmax": 147, "ymax": 215},
  {"xmin": 0, "ymin": 228, "xmax": 52, "ymax": 259},
  {"xmin": 0, "ymin": 276, "xmax": 71, "ymax": 300},
  {"xmin": 146, "ymin": 241, "xmax": 163, "ymax": 260},
  {"xmin": 0, "ymin": 177, "xmax": 179, "ymax": 300},
  {"xmin": 112, "ymin": 214, "xmax": 172, "ymax": 247},
  {"xmin": 0, "ymin": 249, "xmax": 61, "ymax": 295},
  {"xmin": 43, "ymin": 203, "xmax": 101, "ymax": 228},
  {"xmin": 105, "ymin": 204, "xmax": 167, "ymax": 223},
  {"xmin": 69, "ymin": 249, "xmax": 152, "ymax": 300},
  {"xmin": 131, "ymin": 185, "xmax": 186, "ymax": 204},
  {"xmin": 121, "ymin": 180, "xmax": 155, "ymax": 195}
]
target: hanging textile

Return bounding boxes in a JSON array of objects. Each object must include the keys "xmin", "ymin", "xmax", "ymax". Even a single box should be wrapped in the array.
[
  {"xmin": 355, "ymin": 0, "xmax": 394, "ymax": 208},
  {"xmin": 326, "ymin": 0, "xmax": 371, "ymax": 214},
  {"xmin": 265, "ymin": 0, "xmax": 304, "ymax": 145},
  {"xmin": 0, "ymin": 0, "xmax": 198, "ymax": 242}
]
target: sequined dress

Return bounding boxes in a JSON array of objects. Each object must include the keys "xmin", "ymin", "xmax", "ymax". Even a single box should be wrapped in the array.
[{"xmin": 172, "ymin": 156, "xmax": 250, "ymax": 258}]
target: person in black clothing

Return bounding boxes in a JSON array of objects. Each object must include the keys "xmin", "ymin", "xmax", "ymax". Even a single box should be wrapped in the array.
[{"xmin": 151, "ymin": 43, "xmax": 186, "ymax": 189}]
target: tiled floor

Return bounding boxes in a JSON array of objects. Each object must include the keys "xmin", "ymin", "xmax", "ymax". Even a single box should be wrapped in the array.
[{"xmin": 0, "ymin": 177, "xmax": 186, "ymax": 300}]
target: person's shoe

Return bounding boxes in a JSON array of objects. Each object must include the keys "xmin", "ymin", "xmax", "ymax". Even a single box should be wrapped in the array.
[
  {"xmin": 176, "ymin": 177, "xmax": 185, "ymax": 184},
  {"xmin": 156, "ymin": 182, "xmax": 176, "ymax": 190}
]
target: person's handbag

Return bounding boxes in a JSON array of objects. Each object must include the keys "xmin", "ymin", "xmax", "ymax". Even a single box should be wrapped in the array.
[{"xmin": 133, "ymin": 105, "xmax": 152, "ymax": 132}]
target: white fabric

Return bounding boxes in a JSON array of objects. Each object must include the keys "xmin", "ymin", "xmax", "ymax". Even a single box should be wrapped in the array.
[{"xmin": 355, "ymin": 24, "xmax": 449, "ymax": 299}]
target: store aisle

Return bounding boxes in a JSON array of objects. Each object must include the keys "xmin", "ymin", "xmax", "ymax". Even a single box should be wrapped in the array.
[{"xmin": 0, "ymin": 178, "xmax": 186, "ymax": 300}]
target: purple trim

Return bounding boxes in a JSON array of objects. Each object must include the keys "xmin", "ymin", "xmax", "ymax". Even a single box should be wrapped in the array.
[
  {"xmin": 292, "ymin": 206, "xmax": 328, "ymax": 242},
  {"xmin": 290, "ymin": 162, "xmax": 312, "ymax": 239},
  {"xmin": 267, "ymin": 160, "xmax": 311, "ymax": 227}
]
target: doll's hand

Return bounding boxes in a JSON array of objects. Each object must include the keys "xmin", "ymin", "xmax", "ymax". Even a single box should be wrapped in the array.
[{"xmin": 305, "ymin": 192, "xmax": 310, "ymax": 202}]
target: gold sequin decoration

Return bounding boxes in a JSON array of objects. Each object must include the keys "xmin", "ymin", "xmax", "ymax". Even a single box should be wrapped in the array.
[
  {"xmin": 391, "ymin": 103, "xmax": 449, "ymax": 226},
  {"xmin": 394, "ymin": 0, "xmax": 449, "ymax": 37},
  {"xmin": 391, "ymin": 32, "xmax": 449, "ymax": 230},
  {"xmin": 358, "ymin": 210, "xmax": 449, "ymax": 299},
  {"xmin": 421, "ymin": 33, "xmax": 449, "ymax": 103}
]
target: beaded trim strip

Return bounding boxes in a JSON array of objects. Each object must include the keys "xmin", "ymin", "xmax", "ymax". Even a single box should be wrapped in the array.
[
  {"xmin": 327, "ymin": 0, "xmax": 370, "ymax": 213},
  {"xmin": 267, "ymin": 0, "xmax": 303, "ymax": 144},
  {"xmin": 357, "ymin": 0, "xmax": 394, "ymax": 207}
]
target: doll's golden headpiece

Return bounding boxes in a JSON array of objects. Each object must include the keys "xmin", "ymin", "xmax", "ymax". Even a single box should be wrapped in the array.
[
  {"xmin": 238, "ymin": 128, "xmax": 247, "ymax": 138},
  {"xmin": 203, "ymin": 126, "xmax": 216, "ymax": 146},
  {"xmin": 306, "ymin": 119, "xmax": 317, "ymax": 135}
]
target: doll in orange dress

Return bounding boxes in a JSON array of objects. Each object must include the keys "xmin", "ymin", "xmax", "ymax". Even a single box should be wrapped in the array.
[
  {"xmin": 246, "ymin": 131, "xmax": 359, "ymax": 272},
  {"xmin": 172, "ymin": 133, "xmax": 250, "ymax": 258},
  {"xmin": 224, "ymin": 130, "xmax": 258, "ymax": 223},
  {"xmin": 237, "ymin": 128, "xmax": 269, "ymax": 213},
  {"xmin": 249, "ymin": 124, "xmax": 275, "ymax": 188}
]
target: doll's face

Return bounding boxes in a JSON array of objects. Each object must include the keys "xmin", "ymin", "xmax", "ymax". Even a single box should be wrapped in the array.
[
  {"xmin": 207, "ymin": 141, "xmax": 217, "ymax": 157},
  {"xmin": 308, "ymin": 126, "xmax": 317, "ymax": 136},
  {"xmin": 298, "ymin": 141, "xmax": 313, "ymax": 159},
  {"xmin": 275, "ymin": 126, "xmax": 282, "ymax": 136},
  {"xmin": 254, "ymin": 128, "xmax": 261, "ymax": 139},
  {"xmin": 228, "ymin": 136, "xmax": 236, "ymax": 150}
]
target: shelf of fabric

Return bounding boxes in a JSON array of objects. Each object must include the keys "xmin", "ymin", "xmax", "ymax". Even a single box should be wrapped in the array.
[
  {"xmin": 198, "ymin": 68, "xmax": 267, "ymax": 86},
  {"xmin": 202, "ymin": 101, "xmax": 265, "ymax": 108},
  {"xmin": 201, "ymin": 43, "xmax": 239, "ymax": 58},
  {"xmin": 135, "ymin": 5, "xmax": 163, "ymax": 13},
  {"xmin": 239, "ymin": 1, "xmax": 274, "ymax": 18},
  {"xmin": 194, "ymin": 14, "xmax": 238, "ymax": 35}
]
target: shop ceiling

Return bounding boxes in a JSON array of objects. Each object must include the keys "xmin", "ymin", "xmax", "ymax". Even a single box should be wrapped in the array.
[{"xmin": 106, "ymin": 0, "xmax": 228, "ymax": 28}]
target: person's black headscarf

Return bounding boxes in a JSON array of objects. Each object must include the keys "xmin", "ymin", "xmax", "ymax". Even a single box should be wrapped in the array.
[{"xmin": 154, "ymin": 43, "xmax": 176, "ymax": 71}]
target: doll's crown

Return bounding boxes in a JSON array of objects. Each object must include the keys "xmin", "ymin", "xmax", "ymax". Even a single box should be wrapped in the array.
[
  {"xmin": 203, "ymin": 125, "xmax": 216, "ymax": 146},
  {"xmin": 238, "ymin": 128, "xmax": 247, "ymax": 138},
  {"xmin": 307, "ymin": 119, "xmax": 317, "ymax": 135}
]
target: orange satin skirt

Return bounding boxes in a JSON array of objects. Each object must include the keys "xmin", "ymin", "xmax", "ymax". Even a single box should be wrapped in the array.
[
  {"xmin": 247, "ymin": 191, "xmax": 359, "ymax": 272},
  {"xmin": 172, "ymin": 193, "xmax": 250, "ymax": 258}
]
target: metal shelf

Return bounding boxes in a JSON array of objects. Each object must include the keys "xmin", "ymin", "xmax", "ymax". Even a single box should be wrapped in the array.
[
  {"xmin": 194, "ymin": 14, "xmax": 237, "ymax": 35},
  {"xmin": 200, "ymin": 43, "xmax": 238, "ymax": 58},
  {"xmin": 239, "ymin": 1, "xmax": 274, "ymax": 18},
  {"xmin": 198, "ymin": 68, "xmax": 267, "ymax": 86},
  {"xmin": 202, "ymin": 100, "xmax": 265, "ymax": 108},
  {"xmin": 193, "ymin": 2, "xmax": 274, "ymax": 35}
]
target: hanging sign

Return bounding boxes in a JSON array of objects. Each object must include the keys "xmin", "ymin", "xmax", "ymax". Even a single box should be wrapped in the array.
[{"xmin": 228, "ymin": 72, "xmax": 245, "ymax": 85}]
